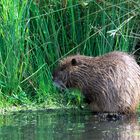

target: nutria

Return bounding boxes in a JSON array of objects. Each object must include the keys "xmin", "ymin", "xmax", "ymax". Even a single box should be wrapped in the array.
[{"xmin": 52, "ymin": 51, "xmax": 140, "ymax": 114}]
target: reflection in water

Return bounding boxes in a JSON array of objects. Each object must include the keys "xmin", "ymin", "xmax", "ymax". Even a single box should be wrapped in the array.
[{"xmin": 0, "ymin": 110, "xmax": 139, "ymax": 140}]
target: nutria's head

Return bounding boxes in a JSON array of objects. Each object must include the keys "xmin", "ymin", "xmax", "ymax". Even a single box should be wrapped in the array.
[{"xmin": 52, "ymin": 55, "xmax": 91, "ymax": 90}]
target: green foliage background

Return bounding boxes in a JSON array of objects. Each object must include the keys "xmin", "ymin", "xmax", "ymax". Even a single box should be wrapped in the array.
[{"xmin": 0, "ymin": 0, "xmax": 140, "ymax": 108}]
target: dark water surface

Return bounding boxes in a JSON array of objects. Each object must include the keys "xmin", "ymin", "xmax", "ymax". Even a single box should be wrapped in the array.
[{"xmin": 0, "ymin": 109, "xmax": 140, "ymax": 140}]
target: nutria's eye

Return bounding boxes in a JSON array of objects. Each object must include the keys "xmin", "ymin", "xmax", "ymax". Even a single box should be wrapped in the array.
[{"xmin": 71, "ymin": 58, "xmax": 77, "ymax": 66}]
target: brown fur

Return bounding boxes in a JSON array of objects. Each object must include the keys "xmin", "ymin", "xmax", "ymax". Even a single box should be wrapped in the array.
[{"xmin": 53, "ymin": 51, "xmax": 140, "ymax": 114}]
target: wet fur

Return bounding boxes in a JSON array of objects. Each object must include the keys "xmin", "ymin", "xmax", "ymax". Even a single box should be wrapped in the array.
[{"xmin": 53, "ymin": 52, "xmax": 140, "ymax": 114}]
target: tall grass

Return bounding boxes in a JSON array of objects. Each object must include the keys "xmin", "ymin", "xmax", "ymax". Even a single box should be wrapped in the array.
[{"xmin": 0, "ymin": 0, "xmax": 140, "ymax": 107}]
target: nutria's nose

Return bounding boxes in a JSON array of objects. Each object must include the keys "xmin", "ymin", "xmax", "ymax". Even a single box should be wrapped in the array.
[
  {"xmin": 52, "ymin": 74, "xmax": 55, "ymax": 81},
  {"xmin": 52, "ymin": 76, "xmax": 54, "ymax": 81},
  {"xmin": 52, "ymin": 71, "xmax": 56, "ymax": 81}
]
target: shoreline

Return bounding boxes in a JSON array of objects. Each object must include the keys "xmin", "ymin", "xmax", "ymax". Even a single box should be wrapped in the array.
[
  {"xmin": 0, "ymin": 104, "xmax": 139, "ymax": 115},
  {"xmin": 0, "ymin": 104, "xmax": 81, "ymax": 115}
]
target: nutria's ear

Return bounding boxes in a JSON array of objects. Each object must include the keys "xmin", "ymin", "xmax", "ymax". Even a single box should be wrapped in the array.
[{"xmin": 71, "ymin": 58, "xmax": 77, "ymax": 66}]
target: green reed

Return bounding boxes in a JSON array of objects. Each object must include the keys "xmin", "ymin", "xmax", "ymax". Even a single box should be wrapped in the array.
[{"xmin": 0, "ymin": 0, "xmax": 139, "ymax": 107}]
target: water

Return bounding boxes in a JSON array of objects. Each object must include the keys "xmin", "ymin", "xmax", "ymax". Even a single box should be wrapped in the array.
[{"xmin": 0, "ymin": 109, "xmax": 140, "ymax": 140}]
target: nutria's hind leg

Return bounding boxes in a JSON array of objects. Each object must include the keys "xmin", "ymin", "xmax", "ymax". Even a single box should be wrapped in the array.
[
  {"xmin": 95, "ymin": 112, "xmax": 124, "ymax": 121},
  {"xmin": 106, "ymin": 113, "xmax": 123, "ymax": 121}
]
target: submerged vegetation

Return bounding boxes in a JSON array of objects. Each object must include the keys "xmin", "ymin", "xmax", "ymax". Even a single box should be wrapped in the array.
[{"xmin": 0, "ymin": 0, "xmax": 140, "ymax": 108}]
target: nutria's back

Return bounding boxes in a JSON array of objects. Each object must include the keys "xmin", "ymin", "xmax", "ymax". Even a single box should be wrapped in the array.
[{"xmin": 53, "ymin": 51, "xmax": 140, "ymax": 114}]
